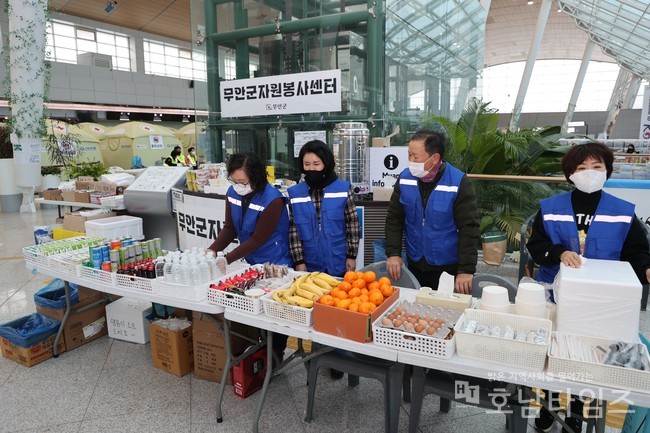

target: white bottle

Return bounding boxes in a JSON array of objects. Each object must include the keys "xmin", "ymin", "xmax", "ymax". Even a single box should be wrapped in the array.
[
  {"xmin": 189, "ymin": 262, "xmax": 200, "ymax": 286},
  {"xmin": 163, "ymin": 258, "xmax": 174, "ymax": 282},
  {"xmin": 215, "ymin": 251, "xmax": 227, "ymax": 276},
  {"xmin": 180, "ymin": 261, "xmax": 192, "ymax": 285},
  {"xmin": 206, "ymin": 257, "xmax": 219, "ymax": 280},
  {"xmin": 198, "ymin": 261, "xmax": 211, "ymax": 284},
  {"xmin": 155, "ymin": 256, "xmax": 166, "ymax": 279},
  {"xmin": 171, "ymin": 259, "xmax": 182, "ymax": 284}
]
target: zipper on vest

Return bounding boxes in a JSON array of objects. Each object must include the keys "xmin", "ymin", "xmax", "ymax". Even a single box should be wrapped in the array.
[{"xmin": 422, "ymin": 217, "xmax": 425, "ymax": 227}]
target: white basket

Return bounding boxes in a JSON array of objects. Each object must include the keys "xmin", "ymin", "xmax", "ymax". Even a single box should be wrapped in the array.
[
  {"xmin": 85, "ymin": 216, "xmax": 144, "ymax": 240},
  {"xmin": 80, "ymin": 266, "xmax": 116, "ymax": 286},
  {"xmin": 98, "ymin": 195, "xmax": 125, "ymax": 209},
  {"xmin": 153, "ymin": 278, "xmax": 210, "ymax": 302},
  {"xmin": 371, "ymin": 304, "xmax": 456, "ymax": 359},
  {"xmin": 22, "ymin": 246, "xmax": 49, "ymax": 269},
  {"xmin": 47, "ymin": 256, "xmax": 81, "ymax": 277},
  {"xmin": 547, "ymin": 333, "xmax": 650, "ymax": 394},
  {"xmin": 115, "ymin": 273, "xmax": 154, "ymax": 293},
  {"xmin": 455, "ymin": 309, "xmax": 552, "ymax": 371},
  {"xmin": 206, "ymin": 264, "xmax": 265, "ymax": 314},
  {"xmin": 261, "ymin": 285, "xmax": 314, "ymax": 326}
]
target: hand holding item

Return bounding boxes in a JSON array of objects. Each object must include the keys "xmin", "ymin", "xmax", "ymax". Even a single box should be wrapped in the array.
[
  {"xmin": 455, "ymin": 273, "xmax": 472, "ymax": 294},
  {"xmin": 386, "ymin": 256, "xmax": 403, "ymax": 281},
  {"xmin": 560, "ymin": 250, "xmax": 582, "ymax": 268},
  {"xmin": 295, "ymin": 263, "xmax": 307, "ymax": 272},
  {"xmin": 345, "ymin": 258, "xmax": 356, "ymax": 272}
]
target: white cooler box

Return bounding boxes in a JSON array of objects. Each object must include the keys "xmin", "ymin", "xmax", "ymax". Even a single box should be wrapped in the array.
[
  {"xmin": 84, "ymin": 215, "xmax": 144, "ymax": 240},
  {"xmin": 556, "ymin": 258, "xmax": 641, "ymax": 342},
  {"xmin": 105, "ymin": 297, "xmax": 153, "ymax": 344}
]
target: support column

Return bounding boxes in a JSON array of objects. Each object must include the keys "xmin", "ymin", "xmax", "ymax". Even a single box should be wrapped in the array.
[
  {"xmin": 366, "ymin": 0, "xmax": 385, "ymax": 134},
  {"xmin": 603, "ymin": 68, "xmax": 634, "ymax": 138},
  {"xmin": 509, "ymin": 0, "xmax": 552, "ymax": 131},
  {"xmin": 205, "ymin": 0, "xmax": 223, "ymax": 162},
  {"xmin": 8, "ymin": 0, "xmax": 48, "ymax": 213},
  {"xmin": 622, "ymin": 75, "xmax": 642, "ymax": 109},
  {"xmin": 234, "ymin": 1, "xmax": 250, "ymax": 79},
  {"xmin": 561, "ymin": 40, "xmax": 594, "ymax": 133}
]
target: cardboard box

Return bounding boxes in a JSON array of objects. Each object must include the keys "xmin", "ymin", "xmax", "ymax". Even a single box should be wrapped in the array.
[
  {"xmin": 105, "ymin": 297, "xmax": 153, "ymax": 344},
  {"xmin": 74, "ymin": 191, "xmax": 91, "ymax": 203},
  {"xmin": 191, "ymin": 311, "xmax": 255, "ymax": 384},
  {"xmin": 232, "ymin": 345, "xmax": 267, "ymax": 398},
  {"xmin": 61, "ymin": 191, "xmax": 76, "ymax": 202},
  {"xmin": 150, "ymin": 321, "xmax": 194, "ymax": 377},
  {"xmin": 1, "ymin": 334, "xmax": 65, "ymax": 367},
  {"xmin": 313, "ymin": 288, "xmax": 400, "ymax": 342},
  {"xmin": 63, "ymin": 211, "xmax": 117, "ymax": 232},
  {"xmin": 42, "ymin": 189, "xmax": 62, "ymax": 201}
]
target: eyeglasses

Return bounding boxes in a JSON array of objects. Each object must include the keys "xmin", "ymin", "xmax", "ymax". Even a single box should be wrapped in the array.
[{"xmin": 227, "ymin": 176, "xmax": 250, "ymax": 187}]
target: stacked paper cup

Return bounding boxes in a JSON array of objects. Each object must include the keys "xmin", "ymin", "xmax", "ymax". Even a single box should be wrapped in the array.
[
  {"xmin": 515, "ymin": 282, "xmax": 547, "ymax": 318},
  {"xmin": 479, "ymin": 286, "xmax": 511, "ymax": 313}
]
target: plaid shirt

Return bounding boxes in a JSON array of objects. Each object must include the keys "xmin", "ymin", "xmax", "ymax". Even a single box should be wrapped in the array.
[{"xmin": 289, "ymin": 187, "xmax": 360, "ymax": 266}]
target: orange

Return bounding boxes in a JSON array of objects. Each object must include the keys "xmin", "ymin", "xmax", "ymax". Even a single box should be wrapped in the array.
[
  {"xmin": 359, "ymin": 294, "xmax": 369, "ymax": 303},
  {"xmin": 348, "ymin": 302, "xmax": 359, "ymax": 312},
  {"xmin": 369, "ymin": 291, "xmax": 384, "ymax": 306},
  {"xmin": 348, "ymin": 287, "xmax": 361, "ymax": 298},
  {"xmin": 360, "ymin": 288, "xmax": 369, "ymax": 295},
  {"xmin": 351, "ymin": 296, "xmax": 361, "ymax": 304},
  {"xmin": 334, "ymin": 290, "xmax": 348, "ymax": 300},
  {"xmin": 378, "ymin": 276, "xmax": 391, "ymax": 286},
  {"xmin": 362, "ymin": 271, "xmax": 376, "ymax": 283},
  {"xmin": 359, "ymin": 301, "xmax": 377, "ymax": 314},
  {"xmin": 330, "ymin": 287, "xmax": 341, "ymax": 298},
  {"xmin": 352, "ymin": 279, "xmax": 366, "ymax": 289},
  {"xmin": 355, "ymin": 271, "xmax": 364, "ymax": 280},
  {"xmin": 338, "ymin": 281, "xmax": 352, "ymax": 292},
  {"xmin": 343, "ymin": 271, "xmax": 356, "ymax": 283},
  {"xmin": 380, "ymin": 284, "xmax": 394, "ymax": 298},
  {"xmin": 367, "ymin": 281, "xmax": 380, "ymax": 291},
  {"xmin": 336, "ymin": 299, "xmax": 351, "ymax": 310},
  {"xmin": 319, "ymin": 294, "xmax": 335, "ymax": 306}
]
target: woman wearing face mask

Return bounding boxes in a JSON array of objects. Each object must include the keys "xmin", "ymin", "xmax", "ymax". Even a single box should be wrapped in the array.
[
  {"xmin": 207, "ymin": 152, "xmax": 293, "ymax": 267},
  {"xmin": 527, "ymin": 142, "xmax": 650, "ymax": 433},
  {"xmin": 384, "ymin": 129, "xmax": 480, "ymax": 294},
  {"xmin": 287, "ymin": 140, "xmax": 359, "ymax": 276},
  {"xmin": 185, "ymin": 147, "xmax": 198, "ymax": 168}
]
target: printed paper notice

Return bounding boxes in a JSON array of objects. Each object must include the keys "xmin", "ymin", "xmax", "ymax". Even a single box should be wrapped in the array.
[{"xmin": 293, "ymin": 130, "xmax": 327, "ymax": 157}]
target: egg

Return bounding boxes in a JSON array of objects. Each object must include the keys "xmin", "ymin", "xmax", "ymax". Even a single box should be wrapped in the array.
[
  {"xmin": 414, "ymin": 324, "xmax": 425, "ymax": 333},
  {"xmin": 412, "ymin": 315, "xmax": 420, "ymax": 321},
  {"xmin": 434, "ymin": 318, "xmax": 444, "ymax": 325},
  {"xmin": 393, "ymin": 319, "xmax": 404, "ymax": 328},
  {"xmin": 407, "ymin": 317, "xmax": 418, "ymax": 324},
  {"xmin": 387, "ymin": 313, "xmax": 397, "ymax": 321},
  {"xmin": 395, "ymin": 307, "xmax": 405, "ymax": 314},
  {"xmin": 381, "ymin": 317, "xmax": 392, "ymax": 327},
  {"xmin": 431, "ymin": 323, "xmax": 440, "ymax": 330},
  {"xmin": 423, "ymin": 316, "xmax": 433, "ymax": 323},
  {"xmin": 426, "ymin": 326, "xmax": 436, "ymax": 335},
  {"xmin": 403, "ymin": 322, "xmax": 414, "ymax": 331},
  {"xmin": 418, "ymin": 319, "xmax": 429, "ymax": 327}
]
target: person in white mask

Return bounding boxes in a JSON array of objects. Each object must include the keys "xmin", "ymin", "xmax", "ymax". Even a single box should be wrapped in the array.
[
  {"xmin": 384, "ymin": 129, "xmax": 479, "ymax": 294},
  {"xmin": 527, "ymin": 142, "xmax": 650, "ymax": 433}
]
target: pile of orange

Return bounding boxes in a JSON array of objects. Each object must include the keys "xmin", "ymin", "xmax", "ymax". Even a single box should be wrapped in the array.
[{"xmin": 319, "ymin": 270, "xmax": 395, "ymax": 314}]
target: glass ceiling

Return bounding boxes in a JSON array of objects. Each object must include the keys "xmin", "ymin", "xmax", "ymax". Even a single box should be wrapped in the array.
[
  {"xmin": 385, "ymin": 0, "xmax": 487, "ymax": 80},
  {"xmin": 557, "ymin": 0, "xmax": 650, "ymax": 79}
]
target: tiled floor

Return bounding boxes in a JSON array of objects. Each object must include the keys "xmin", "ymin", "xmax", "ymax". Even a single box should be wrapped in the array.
[{"xmin": 0, "ymin": 206, "xmax": 646, "ymax": 433}]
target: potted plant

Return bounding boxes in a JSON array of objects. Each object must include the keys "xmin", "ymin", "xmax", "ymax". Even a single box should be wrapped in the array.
[
  {"xmin": 0, "ymin": 125, "xmax": 23, "ymax": 213},
  {"xmin": 40, "ymin": 165, "xmax": 62, "ymax": 191},
  {"xmin": 63, "ymin": 161, "xmax": 108, "ymax": 181}
]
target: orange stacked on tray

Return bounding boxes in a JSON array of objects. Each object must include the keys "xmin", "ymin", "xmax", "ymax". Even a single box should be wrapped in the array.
[{"xmin": 319, "ymin": 271, "xmax": 394, "ymax": 314}]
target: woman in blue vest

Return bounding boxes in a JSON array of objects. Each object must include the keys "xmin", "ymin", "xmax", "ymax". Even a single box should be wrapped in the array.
[
  {"xmin": 287, "ymin": 140, "xmax": 359, "ymax": 277},
  {"xmin": 527, "ymin": 142, "xmax": 650, "ymax": 433},
  {"xmin": 207, "ymin": 152, "xmax": 292, "ymax": 365}
]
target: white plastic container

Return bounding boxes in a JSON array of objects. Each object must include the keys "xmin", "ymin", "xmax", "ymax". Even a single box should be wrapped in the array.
[
  {"xmin": 555, "ymin": 259, "xmax": 641, "ymax": 342},
  {"xmin": 105, "ymin": 297, "xmax": 152, "ymax": 344},
  {"xmin": 84, "ymin": 215, "xmax": 144, "ymax": 240}
]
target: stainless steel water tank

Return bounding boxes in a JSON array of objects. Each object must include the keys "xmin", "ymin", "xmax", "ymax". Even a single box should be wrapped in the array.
[{"xmin": 332, "ymin": 122, "xmax": 370, "ymax": 194}]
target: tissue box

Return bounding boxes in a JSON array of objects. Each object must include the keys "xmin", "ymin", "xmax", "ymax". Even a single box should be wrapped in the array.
[
  {"xmin": 415, "ymin": 288, "xmax": 472, "ymax": 311},
  {"xmin": 556, "ymin": 258, "xmax": 641, "ymax": 342}
]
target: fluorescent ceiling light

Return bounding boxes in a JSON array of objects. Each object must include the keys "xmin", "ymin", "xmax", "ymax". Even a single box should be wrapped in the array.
[{"xmin": 0, "ymin": 100, "xmax": 209, "ymax": 116}]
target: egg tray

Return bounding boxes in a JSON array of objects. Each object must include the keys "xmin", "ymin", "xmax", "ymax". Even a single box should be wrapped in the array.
[{"xmin": 371, "ymin": 300, "xmax": 459, "ymax": 359}]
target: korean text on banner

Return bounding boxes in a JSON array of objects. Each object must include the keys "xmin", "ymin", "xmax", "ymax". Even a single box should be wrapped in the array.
[
  {"xmin": 640, "ymin": 85, "xmax": 650, "ymax": 140},
  {"xmin": 220, "ymin": 70, "xmax": 342, "ymax": 118}
]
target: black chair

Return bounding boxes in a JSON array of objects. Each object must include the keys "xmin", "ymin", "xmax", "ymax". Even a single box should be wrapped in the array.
[
  {"xmin": 408, "ymin": 367, "xmax": 530, "ymax": 433},
  {"xmin": 472, "ymin": 272, "xmax": 518, "ymax": 302}
]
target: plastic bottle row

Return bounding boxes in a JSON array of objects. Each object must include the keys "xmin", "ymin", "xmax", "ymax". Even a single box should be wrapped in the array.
[{"xmin": 155, "ymin": 248, "xmax": 227, "ymax": 286}]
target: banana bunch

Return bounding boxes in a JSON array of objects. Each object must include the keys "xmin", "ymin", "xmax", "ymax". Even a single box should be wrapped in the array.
[{"xmin": 271, "ymin": 271, "xmax": 339, "ymax": 308}]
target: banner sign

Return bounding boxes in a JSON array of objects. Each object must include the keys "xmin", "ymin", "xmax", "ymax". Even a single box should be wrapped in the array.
[
  {"xmin": 368, "ymin": 147, "xmax": 409, "ymax": 190},
  {"xmin": 220, "ymin": 70, "xmax": 341, "ymax": 118},
  {"xmin": 640, "ymin": 85, "xmax": 650, "ymax": 140}
]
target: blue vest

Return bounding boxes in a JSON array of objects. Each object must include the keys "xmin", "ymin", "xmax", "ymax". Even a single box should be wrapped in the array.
[
  {"xmin": 537, "ymin": 191, "xmax": 635, "ymax": 283},
  {"xmin": 227, "ymin": 183, "xmax": 293, "ymax": 266},
  {"xmin": 398, "ymin": 164, "xmax": 464, "ymax": 266},
  {"xmin": 288, "ymin": 179, "xmax": 350, "ymax": 277}
]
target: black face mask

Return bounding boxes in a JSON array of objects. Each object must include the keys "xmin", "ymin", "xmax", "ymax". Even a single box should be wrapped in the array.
[{"xmin": 304, "ymin": 170, "xmax": 328, "ymax": 189}]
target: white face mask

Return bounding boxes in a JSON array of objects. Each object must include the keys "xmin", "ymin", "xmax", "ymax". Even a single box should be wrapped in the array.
[
  {"xmin": 233, "ymin": 183, "xmax": 253, "ymax": 196},
  {"xmin": 569, "ymin": 169, "xmax": 607, "ymax": 194},
  {"xmin": 408, "ymin": 154, "xmax": 435, "ymax": 178}
]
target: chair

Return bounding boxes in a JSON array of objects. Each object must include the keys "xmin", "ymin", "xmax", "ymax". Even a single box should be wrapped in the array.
[
  {"xmin": 359, "ymin": 260, "xmax": 420, "ymax": 289},
  {"xmin": 472, "ymin": 272, "xmax": 518, "ymax": 302},
  {"xmin": 304, "ymin": 351, "xmax": 406, "ymax": 433},
  {"xmin": 408, "ymin": 367, "xmax": 530, "ymax": 433}
]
